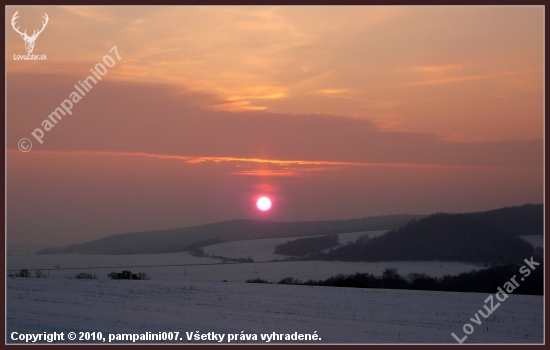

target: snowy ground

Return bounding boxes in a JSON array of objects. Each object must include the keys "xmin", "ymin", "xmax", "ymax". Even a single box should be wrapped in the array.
[
  {"xmin": 6, "ymin": 277, "xmax": 543, "ymax": 344},
  {"xmin": 202, "ymin": 230, "xmax": 388, "ymax": 262},
  {"xmin": 519, "ymin": 235, "xmax": 543, "ymax": 249},
  {"xmin": 7, "ymin": 252, "xmax": 484, "ymax": 283},
  {"xmin": 6, "ymin": 233, "xmax": 543, "ymax": 344}
]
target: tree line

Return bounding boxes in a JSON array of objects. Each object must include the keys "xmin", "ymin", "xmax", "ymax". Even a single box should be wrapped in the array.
[
  {"xmin": 311, "ymin": 213, "xmax": 535, "ymax": 264},
  {"xmin": 247, "ymin": 261, "xmax": 543, "ymax": 295},
  {"xmin": 274, "ymin": 234, "xmax": 339, "ymax": 256}
]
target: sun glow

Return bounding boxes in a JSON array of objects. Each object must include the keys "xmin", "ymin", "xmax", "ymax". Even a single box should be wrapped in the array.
[{"xmin": 256, "ymin": 197, "xmax": 272, "ymax": 211}]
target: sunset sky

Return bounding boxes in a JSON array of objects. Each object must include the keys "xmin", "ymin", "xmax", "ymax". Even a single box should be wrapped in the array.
[{"xmin": 6, "ymin": 6, "xmax": 543, "ymax": 246}]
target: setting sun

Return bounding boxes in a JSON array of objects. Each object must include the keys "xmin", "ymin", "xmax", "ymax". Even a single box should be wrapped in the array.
[{"xmin": 256, "ymin": 196, "xmax": 272, "ymax": 211}]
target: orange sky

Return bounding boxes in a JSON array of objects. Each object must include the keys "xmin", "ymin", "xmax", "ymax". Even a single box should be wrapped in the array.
[{"xmin": 6, "ymin": 6, "xmax": 544, "ymax": 245}]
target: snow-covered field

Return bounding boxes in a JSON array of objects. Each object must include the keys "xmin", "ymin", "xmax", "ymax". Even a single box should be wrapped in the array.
[
  {"xmin": 6, "ymin": 231, "xmax": 485, "ymax": 284},
  {"xmin": 6, "ymin": 277, "xmax": 543, "ymax": 344},
  {"xmin": 520, "ymin": 235, "xmax": 544, "ymax": 249},
  {"xmin": 202, "ymin": 230, "xmax": 388, "ymax": 262},
  {"xmin": 6, "ymin": 232, "xmax": 544, "ymax": 344},
  {"xmin": 7, "ymin": 252, "xmax": 484, "ymax": 283}
]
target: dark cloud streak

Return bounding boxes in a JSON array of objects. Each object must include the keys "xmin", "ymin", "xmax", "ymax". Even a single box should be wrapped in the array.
[{"xmin": 8, "ymin": 73, "xmax": 542, "ymax": 170}]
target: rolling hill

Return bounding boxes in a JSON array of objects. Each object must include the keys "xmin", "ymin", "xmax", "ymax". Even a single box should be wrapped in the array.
[
  {"xmin": 313, "ymin": 204, "xmax": 542, "ymax": 264},
  {"xmin": 37, "ymin": 214, "xmax": 420, "ymax": 255}
]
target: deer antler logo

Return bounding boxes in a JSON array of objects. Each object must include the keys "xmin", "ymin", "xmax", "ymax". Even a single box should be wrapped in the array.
[{"xmin": 11, "ymin": 11, "xmax": 49, "ymax": 54}]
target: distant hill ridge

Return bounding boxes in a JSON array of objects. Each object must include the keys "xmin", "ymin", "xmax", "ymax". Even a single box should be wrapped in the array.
[
  {"xmin": 37, "ymin": 214, "xmax": 421, "ymax": 255},
  {"xmin": 312, "ymin": 203, "xmax": 543, "ymax": 264},
  {"xmin": 462, "ymin": 203, "xmax": 543, "ymax": 236},
  {"xmin": 37, "ymin": 204, "xmax": 542, "ymax": 256}
]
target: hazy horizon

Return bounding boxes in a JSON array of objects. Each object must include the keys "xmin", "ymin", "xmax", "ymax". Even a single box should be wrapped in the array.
[{"xmin": 6, "ymin": 202, "xmax": 543, "ymax": 247}]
